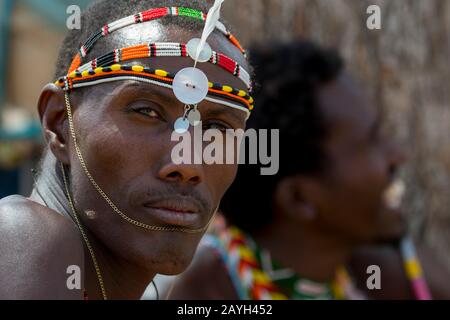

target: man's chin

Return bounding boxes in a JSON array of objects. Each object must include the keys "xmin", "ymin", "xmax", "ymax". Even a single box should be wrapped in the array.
[
  {"xmin": 153, "ymin": 255, "xmax": 194, "ymax": 275},
  {"xmin": 147, "ymin": 239, "xmax": 199, "ymax": 275}
]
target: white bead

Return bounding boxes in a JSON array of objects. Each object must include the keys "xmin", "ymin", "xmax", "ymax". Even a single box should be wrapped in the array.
[
  {"xmin": 187, "ymin": 109, "xmax": 201, "ymax": 126},
  {"xmin": 173, "ymin": 67, "xmax": 209, "ymax": 105},
  {"xmin": 186, "ymin": 38, "xmax": 212, "ymax": 63},
  {"xmin": 174, "ymin": 117, "xmax": 190, "ymax": 133}
]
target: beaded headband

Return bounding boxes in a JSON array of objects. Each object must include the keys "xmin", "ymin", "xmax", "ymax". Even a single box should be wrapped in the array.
[
  {"xmin": 67, "ymin": 6, "xmax": 246, "ymax": 75},
  {"xmin": 55, "ymin": 64, "xmax": 254, "ymax": 114},
  {"xmin": 57, "ymin": 4, "xmax": 252, "ymax": 128},
  {"xmin": 72, "ymin": 42, "xmax": 251, "ymax": 90}
]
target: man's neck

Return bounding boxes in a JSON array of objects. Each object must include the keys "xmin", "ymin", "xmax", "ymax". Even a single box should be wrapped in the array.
[
  {"xmin": 30, "ymin": 151, "xmax": 155, "ymax": 299},
  {"xmin": 84, "ymin": 230, "xmax": 155, "ymax": 300},
  {"xmin": 252, "ymin": 216, "xmax": 353, "ymax": 283}
]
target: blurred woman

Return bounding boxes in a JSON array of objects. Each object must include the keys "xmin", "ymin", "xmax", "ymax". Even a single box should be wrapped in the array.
[{"xmin": 168, "ymin": 40, "xmax": 449, "ymax": 300}]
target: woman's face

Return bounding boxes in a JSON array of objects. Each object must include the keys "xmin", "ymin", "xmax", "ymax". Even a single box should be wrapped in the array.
[{"xmin": 312, "ymin": 73, "xmax": 406, "ymax": 244}]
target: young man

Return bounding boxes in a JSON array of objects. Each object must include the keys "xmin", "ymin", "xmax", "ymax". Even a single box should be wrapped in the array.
[
  {"xmin": 169, "ymin": 40, "xmax": 449, "ymax": 300},
  {"xmin": 0, "ymin": 0, "xmax": 252, "ymax": 299}
]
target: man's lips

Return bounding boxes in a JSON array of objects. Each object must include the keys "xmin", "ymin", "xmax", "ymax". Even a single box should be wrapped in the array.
[{"xmin": 142, "ymin": 197, "xmax": 204, "ymax": 228}]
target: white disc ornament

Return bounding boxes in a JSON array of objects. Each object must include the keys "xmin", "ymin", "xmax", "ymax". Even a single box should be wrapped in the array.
[
  {"xmin": 187, "ymin": 108, "xmax": 201, "ymax": 126},
  {"xmin": 173, "ymin": 67, "xmax": 209, "ymax": 105},
  {"xmin": 186, "ymin": 38, "xmax": 213, "ymax": 63},
  {"xmin": 174, "ymin": 117, "xmax": 190, "ymax": 134}
]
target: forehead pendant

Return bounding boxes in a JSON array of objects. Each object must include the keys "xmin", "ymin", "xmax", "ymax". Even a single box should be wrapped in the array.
[
  {"xmin": 172, "ymin": 0, "xmax": 224, "ymax": 133},
  {"xmin": 173, "ymin": 66, "xmax": 209, "ymax": 105},
  {"xmin": 172, "ymin": 64, "xmax": 208, "ymax": 133}
]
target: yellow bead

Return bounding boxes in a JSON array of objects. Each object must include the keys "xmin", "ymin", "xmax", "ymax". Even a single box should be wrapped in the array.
[
  {"xmin": 238, "ymin": 90, "xmax": 246, "ymax": 97},
  {"xmin": 249, "ymin": 105, "xmax": 254, "ymax": 111},
  {"xmin": 252, "ymin": 270, "xmax": 271, "ymax": 283},
  {"xmin": 94, "ymin": 67, "xmax": 103, "ymax": 74},
  {"xmin": 81, "ymin": 70, "xmax": 90, "ymax": 77},
  {"xmin": 249, "ymin": 96, "xmax": 254, "ymax": 104},
  {"xmin": 155, "ymin": 69, "xmax": 168, "ymax": 77},
  {"xmin": 208, "ymin": 82, "xmax": 213, "ymax": 88},
  {"xmin": 68, "ymin": 72, "xmax": 76, "ymax": 79},
  {"xmin": 222, "ymin": 85, "xmax": 233, "ymax": 93},
  {"xmin": 271, "ymin": 292, "xmax": 288, "ymax": 300},
  {"xmin": 132, "ymin": 65, "xmax": 144, "ymax": 72},
  {"xmin": 238, "ymin": 247, "xmax": 254, "ymax": 261},
  {"xmin": 405, "ymin": 259, "xmax": 422, "ymax": 279},
  {"xmin": 111, "ymin": 64, "xmax": 121, "ymax": 71}
]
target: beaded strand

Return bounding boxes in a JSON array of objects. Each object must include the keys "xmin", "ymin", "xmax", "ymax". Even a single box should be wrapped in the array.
[
  {"xmin": 71, "ymin": 6, "xmax": 246, "ymax": 75},
  {"xmin": 75, "ymin": 42, "xmax": 251, "ymax": 90},
  {"xmin": 55, "ymin": 64, "xmax": 254, "ymax": 112}
]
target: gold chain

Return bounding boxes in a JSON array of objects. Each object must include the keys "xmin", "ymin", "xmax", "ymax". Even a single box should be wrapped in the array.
[
  {"xmin": 64, "ymin": 92, "xmax": 210, "ymax": 234},
  {"xmin": 61, "ymin": 91, "xmax": 219, "ymax": 300},
  {"xmin": 61, "ymin": 162, "xmax": 108, "ymax": 300}
]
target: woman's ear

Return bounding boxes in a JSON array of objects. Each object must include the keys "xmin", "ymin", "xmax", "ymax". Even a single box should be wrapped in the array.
[
  {"xmin": 38, "ymin": 83, "xmax": 70, "ymax": 164},
  {"xmin": 274, "ymin": 176, "xmax": 318, "ymax": 223}
]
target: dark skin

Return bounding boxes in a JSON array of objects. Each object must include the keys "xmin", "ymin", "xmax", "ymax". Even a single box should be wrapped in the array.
[
  {"xmin": 348, "ymin": 202, "xmax": 450, "ymax": 299},
  {"xmin": 349, "ymin": 242, "xmax": 450, "ymax": 299},
  {"xmin": 170, "ymin": 72, "xmax": 410, "ymax": 299},
  {"xmin": 0, "ymin": 21, "xmax": 249, "ymax": 299}
]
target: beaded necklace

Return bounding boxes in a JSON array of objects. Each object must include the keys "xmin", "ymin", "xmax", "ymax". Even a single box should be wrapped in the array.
[
  {"xmin": 201, "ymin": 224, "xmax": 365, "ymax": 300},
  {"xmin": 400, "ymin": 237, "xmax": 432, "ymax": 300},
  {"xmin": 203, "ymin": 222, "xmax": 432, "ymax": 300}
]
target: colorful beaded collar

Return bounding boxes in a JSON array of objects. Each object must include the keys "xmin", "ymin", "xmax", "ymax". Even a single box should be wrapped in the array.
[{"xmin": 202, "ymin": 223, "xmax": 365, "ymax": 300}]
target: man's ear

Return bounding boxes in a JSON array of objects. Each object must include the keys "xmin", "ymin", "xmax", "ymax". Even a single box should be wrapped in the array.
[
  {"xmin": 38, "ymin": 83, "xmax": 70, "ymax": 164},
  {"xmin": 274, "ymin": 176, "xmax": 318, "ymax": 223}
]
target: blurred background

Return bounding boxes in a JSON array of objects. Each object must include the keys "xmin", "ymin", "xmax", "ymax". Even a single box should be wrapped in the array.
[
  {"xmin": 0, "ymin": 0, "xmax": 449, "ymax": 277},
  {"xmin": 0, "ymin": 0, "xmax": 91, "ymax": 197}
]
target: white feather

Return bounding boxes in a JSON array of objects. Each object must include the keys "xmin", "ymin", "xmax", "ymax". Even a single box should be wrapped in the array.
[{"xmin": 194, "ymin": 0, "xmax": 225, "ymax": 67}]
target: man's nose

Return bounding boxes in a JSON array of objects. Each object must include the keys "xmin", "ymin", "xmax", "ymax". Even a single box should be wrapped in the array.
[{"xmin": 157, "ymin": 161, "xmax": 204, "ymax": 185}]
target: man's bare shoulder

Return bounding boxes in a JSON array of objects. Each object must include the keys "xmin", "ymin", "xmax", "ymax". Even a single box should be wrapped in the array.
[{"xmin": 0, "ymin": 195, "xmax": 84, "ymax": 299}]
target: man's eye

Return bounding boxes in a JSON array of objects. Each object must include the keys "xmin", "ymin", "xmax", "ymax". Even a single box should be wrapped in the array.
[
  {"xmin": 203, "ymin": 121, "xmax": 231, "ymax": 132},
  {"xmin": 135, "ymin": 107, "xmax": 160, "ymax": 119}
]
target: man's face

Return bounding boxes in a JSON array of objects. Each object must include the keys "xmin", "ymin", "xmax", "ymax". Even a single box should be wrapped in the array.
[
  {"xmin": 312, "ymin": 73, "xmax": 405, "ymax": 244},
  {"xmin": 66, "ymin": 22, "xmax": 249, "ymax": 274}
]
